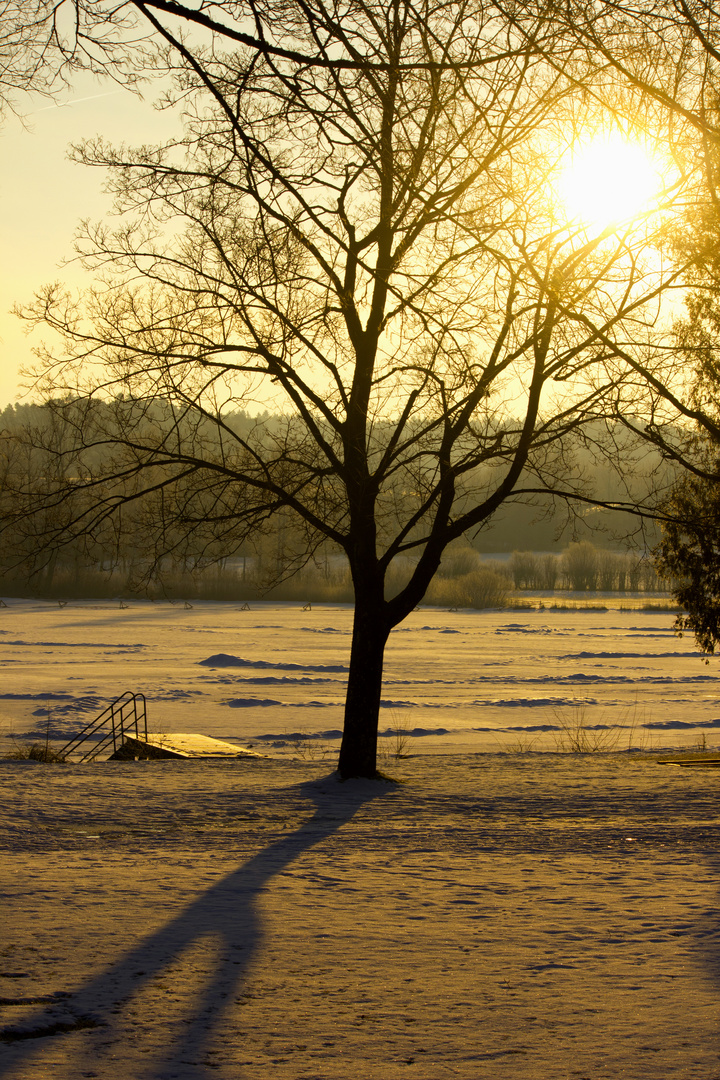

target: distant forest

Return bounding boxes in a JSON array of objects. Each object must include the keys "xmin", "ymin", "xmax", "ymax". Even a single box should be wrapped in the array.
[{"xmin": 0, "ymin": 401, "xmax": 670, "ymax": 604}]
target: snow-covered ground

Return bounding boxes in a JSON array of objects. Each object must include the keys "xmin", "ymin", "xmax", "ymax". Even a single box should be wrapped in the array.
[
  {"xmin": 2, "ymin": 600, "xmax": 720, "ymax": 1078},
  {"xmin": 1, "ymin": 598, "xmax": 718, "ymax": 756}
]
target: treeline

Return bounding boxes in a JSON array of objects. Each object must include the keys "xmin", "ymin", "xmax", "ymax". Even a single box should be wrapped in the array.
[
  {"xmin": 0, "ymin": 400, "xmax": 670, "ymax": 602},
  {"xmin": 507, "ymin": 542, "xmax": 667, "ymax": 593},
  {"xmin": 0, "ymin": 540, "xmax": 666, "ymax": 605}
]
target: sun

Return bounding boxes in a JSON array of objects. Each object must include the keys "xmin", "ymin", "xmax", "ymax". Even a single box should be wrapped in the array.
[{"xmin": 558, "ymin": 133, "xmax": 662, "ymax": 230}]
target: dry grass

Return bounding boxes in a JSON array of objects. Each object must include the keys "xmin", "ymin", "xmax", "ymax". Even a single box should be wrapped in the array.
[
  {"xmin": 379, "ymin": 723, "xmax": 412, "ymax": 761},
  {"xmin": 551, "ymin": 706, "xmax": 622, "ymax": 753},
  {"xmin": 493, "ymin": 732, "xmax": 541, "ymax": 753},
  {"xmin": 3, "ymin": 741, "xmax": 67, "ymax": 763},
  {"xmin": 550, "ymin": 697, "xmax": 656, "ymax": 754},
  {"xmin": 284, "ymin": 732, "xmax": 334, "ymax": 761}
]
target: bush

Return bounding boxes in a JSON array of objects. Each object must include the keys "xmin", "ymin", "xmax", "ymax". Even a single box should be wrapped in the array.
[
  {"xmin": 425, "ymin": 566, "xmax": 511, "ymax": 609},
  {"xmin": 561, "ymin": 540, "xmax": 599, "ymax": 590},
  {"xmin": 509, "ymin": 550, "xmax": 540, "ymax": 588},
  {"xmin": 509, "ymin": 550, "xmax": 559, "ymax": 589},
  {"xmin": 438, "ymin": 545, "xmax": 482, "ymax": 578}
]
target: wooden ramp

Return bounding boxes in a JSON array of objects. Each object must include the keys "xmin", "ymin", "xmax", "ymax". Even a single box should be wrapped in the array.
[{"xmin": 111, "ymin": 733, "xmax": 264, "ymax": 761}]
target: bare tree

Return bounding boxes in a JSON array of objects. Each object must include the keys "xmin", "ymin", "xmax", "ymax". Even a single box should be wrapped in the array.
[
  {"xmin": 7, "ymin": 0, "xmax": 720, "ymax": 130},
  {"xmin": 0, "ymin": 0, "xmax": 147, "ymax": 117},
  {"xmin": 561, "ymin": 541, "xmax": 599, "ymax": 592},
  {"xmin": 2, "ymin": 0, "xmax": 490, "ymax": 118},
  {"xmin": 9, "ymin": 1, "xmax": 701, "ymax": 777}
]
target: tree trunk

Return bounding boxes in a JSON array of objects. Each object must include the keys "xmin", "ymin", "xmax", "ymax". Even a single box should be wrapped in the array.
[{"xmin": 338, "ymin": 593, "xmax": 390, "ymax": 779}]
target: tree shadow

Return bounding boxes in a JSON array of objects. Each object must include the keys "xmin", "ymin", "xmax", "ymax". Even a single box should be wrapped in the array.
[
  {"xmin": 0, "ymin": 773, "xmax": 394, "ymax": 1078},
  {"xmin": 693, "ymin": 852, "xmax": 720, "ymax": 985}
]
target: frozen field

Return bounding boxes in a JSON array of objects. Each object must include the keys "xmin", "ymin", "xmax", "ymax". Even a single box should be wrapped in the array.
[
  {"xmin": 1, "ymin": 598, "xmax": 719, "ymax": 755},
  {"xmin": 2, "ymin": 600, "xmax": 720, "ymax": 1079}
]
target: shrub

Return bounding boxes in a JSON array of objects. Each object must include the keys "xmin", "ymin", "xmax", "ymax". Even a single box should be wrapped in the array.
[
  {"xmin": 509, "ymin": 550, "xmax": 540, "ymax": 588},
  {"xmin": 425, "ymin": 566, "xmax": 511, "ymax": 609},
  {"xmin": 561, "ymin": 540, "xmax": 599, "ymax": 590},
  {"xmin": 439, "ymin": 545, "xmax": 482, "ymax": 578}
]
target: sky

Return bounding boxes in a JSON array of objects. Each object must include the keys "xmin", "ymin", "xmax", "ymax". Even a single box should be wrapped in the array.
[
  {"xmin": 0, "ymin": 67, "xmax": 682, "ymax": 413},
  {"xmin": 0, "ymin": 74, "xmax": 182, "ymax": 407}
]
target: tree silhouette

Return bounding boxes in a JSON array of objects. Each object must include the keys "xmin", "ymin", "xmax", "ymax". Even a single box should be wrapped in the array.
[{"xmin": 9, "ymin": 1, "xmax": 699, "ymax": 776}]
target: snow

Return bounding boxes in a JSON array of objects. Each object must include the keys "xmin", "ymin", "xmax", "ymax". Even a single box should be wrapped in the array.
[
  {"xmin": 1, "ymin": 599, "xmax": 720, "ymax": 1077},
  {"xmin": 198, "ymin": 654, "xmax": 348, "ymax": 672},
  {"xmin": 2, "ymin": 598, "xmax": 719, "ymax": 753}
]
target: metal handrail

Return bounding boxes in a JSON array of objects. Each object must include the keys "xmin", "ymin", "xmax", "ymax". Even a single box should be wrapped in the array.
[{"xmin": 58, "ymin": 691, "xmax": 147, "ymax": 762}]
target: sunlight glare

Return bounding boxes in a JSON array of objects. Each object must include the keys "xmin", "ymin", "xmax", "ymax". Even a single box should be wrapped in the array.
[{"xmin": 558, "ymin": 134, "xmax": 661, "ymax": 230}]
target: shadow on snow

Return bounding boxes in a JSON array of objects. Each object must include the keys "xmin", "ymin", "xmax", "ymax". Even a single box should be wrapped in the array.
[{"xmin": 0, "ymin": 773, "xmax": 394, "ymax": 1078}]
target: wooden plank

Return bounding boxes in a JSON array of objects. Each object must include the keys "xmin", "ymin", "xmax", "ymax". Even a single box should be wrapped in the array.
[
  {"xmin": 657, "ymin": 758, "xmax": 720, "ymax": 768},
  {"xmin": 115, "ymin": 733, "xmax": 264, "ymax": 760}
]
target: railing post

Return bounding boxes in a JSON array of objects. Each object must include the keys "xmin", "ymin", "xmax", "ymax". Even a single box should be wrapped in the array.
[{"xmin": 57, "ymin": 691, "xmax": 146, "ymax": 761}]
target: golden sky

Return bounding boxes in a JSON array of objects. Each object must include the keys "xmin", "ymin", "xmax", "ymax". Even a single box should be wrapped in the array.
[
  {"xmin": 0, "ymin": 75, "xmax": 176, "ymax": 406},
  {"xmin": 0, "ymin": 73, "xmax": 675, "ymax": 411}
]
